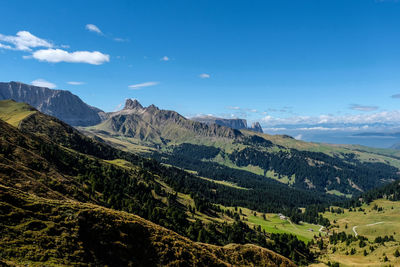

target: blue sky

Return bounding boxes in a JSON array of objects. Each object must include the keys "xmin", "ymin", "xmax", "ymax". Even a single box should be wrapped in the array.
[{"xmin": 1, "ymin": 0, "xmax": 400, "ymax": 134}]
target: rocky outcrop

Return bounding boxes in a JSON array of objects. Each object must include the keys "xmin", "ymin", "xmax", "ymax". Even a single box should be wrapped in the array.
[
  {"xmin": 0, "ymin": 81, "xmax": 104, "ymax": 126},
  {"xmin": 250, "ymin": 122, "xmax": 263, "ymax": 133},
  {"xmin": 192, "ymin": 115, "xmax": 263, "ymax": 133},
  {"xmin": 94, "ymin": 99, "xmax": 243, "ymax": 143}
]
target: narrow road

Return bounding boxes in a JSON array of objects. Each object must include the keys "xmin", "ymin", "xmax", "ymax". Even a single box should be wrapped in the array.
[
  {"xmin": 319, "ymin": 226, "xmax": 324, "ymax": 233},
  {"xmin": 352, "ymin": 225, "xmax": 358, "ymax": 237}
]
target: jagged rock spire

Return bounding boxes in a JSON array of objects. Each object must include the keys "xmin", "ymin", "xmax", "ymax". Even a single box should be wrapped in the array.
[{"xmin": 124, "ymin": 99, "xmax": 143, "ymax": 110}]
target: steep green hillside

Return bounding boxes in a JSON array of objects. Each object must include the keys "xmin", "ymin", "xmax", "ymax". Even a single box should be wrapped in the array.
[
  {"xmin": 0, "ymin": 185, "xmax": 295, "ymax": 267},
  {"xmin": 0, "ymin": 99, "xmax": 37, "ymax": 127}
]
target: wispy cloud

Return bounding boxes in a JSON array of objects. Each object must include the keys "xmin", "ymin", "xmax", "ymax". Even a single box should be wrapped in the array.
[
  {"xmin": 31, "ymin": 49, "xmax": 110, "ymax": 65},
  {"xmin": 31, "ymin": 79, "xmax": 56, "ymax": 89},
  {"xmin": 349, "ymin": 104, "xmax": 378, "ymax": 112},
  {"xmin": 113, "ymin": 37, "xmax": 127, "ymax": 42},
  {"xmin": 0, "ymin": 31, "xmax": 52, "ymax": 51},
  {"xmin": 294, "ymin": 134, "xmax": 303, "ymax": 140},
  {"xmin": 391, "ymin": 94, "xmax": 400, "ymax": 98},
  {"xmin": 227, "ymin": 106, "xmax": 241, "ymax": 110},
  {"xmin": 199, "ymin": 73, "xmax": 210, "ymax": 79},
  {"xmin": 160, "ymin": 56, "xmax": 170, "ymax": 61},
  {"xmin": 0, "ymin": 43, "xmax": 13, "ymax": 49},
  {"xmin": 67, "ymin": 81, "xmax": 85, "ymax": 85},
  {"xmin": 113, "ymin": 102, "xmax": 124, "ymax": 111},
  {"xmin": 85, "ymin": 24, "xmax": 103, "ymax": 35},
  {"xmin": 128, "ymin": 82, "xmax": 159, "ymax": 90}
]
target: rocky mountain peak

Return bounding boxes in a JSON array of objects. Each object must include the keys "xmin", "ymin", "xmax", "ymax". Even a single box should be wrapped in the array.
[
  {"xmin": 124, "ymin": 99, "xmax": 143, "ymax": 110},
  {"xmin": 250, "ymin": 122, "xmax": 263, "ymax": 133}
]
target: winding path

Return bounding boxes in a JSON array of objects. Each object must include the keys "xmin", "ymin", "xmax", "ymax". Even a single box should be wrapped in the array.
[
  {"xmin": 366, "ymin": 221, "xmax": 384, "ymax": 227},
  {"xmin": 352, "ymin": 221, "xmax": 384, "ymax": 237},
  {"xmin": 352, "ymin": 225, "xmax": 358, "ymax": 237}
]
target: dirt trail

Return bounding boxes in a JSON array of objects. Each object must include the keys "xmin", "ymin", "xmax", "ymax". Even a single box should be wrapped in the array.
[{"xmin": 353, "ymin": 221, "xmax": 384, "ymax": 237}]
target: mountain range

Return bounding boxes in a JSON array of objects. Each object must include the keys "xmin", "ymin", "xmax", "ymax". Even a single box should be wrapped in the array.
[{"xmin": 2, "ymin": 81, "xmax": 400, "ymax": 265}]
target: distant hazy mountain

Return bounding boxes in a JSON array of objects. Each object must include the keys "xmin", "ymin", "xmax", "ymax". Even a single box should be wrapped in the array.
[
  {"xmin": 192, "ymin": 115, "xmax": 263, "ymax": 133},
  {"xmin": 0, "ymin": 81, "xmax": 104, "ymax": 126}
]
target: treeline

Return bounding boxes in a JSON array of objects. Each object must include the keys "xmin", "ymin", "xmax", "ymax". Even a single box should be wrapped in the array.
[
  {"xmin": 151, "ymin": 144, "xmax": 339, "ymax": 213},
  {"xmin": 229, "ymin": 147, "xmax": 399, "ymax": 195},
  {"xmin": 337, "ymin": 179, "xmax": 400, "ymax": 209}
]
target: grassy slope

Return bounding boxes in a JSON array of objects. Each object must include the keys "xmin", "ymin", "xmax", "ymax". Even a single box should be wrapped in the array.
[
  {"xmin": 220, "ymin": 206, "xmax": 323, "ymax": 244},
  {"xmin": 0, "ymin": 99, "xmax": 37, "ymax": 127},
  {"xmin": 311, "ymin": 199, "xmax": 400, "ymax": 267},
  {"xmin": 0, "ymin": 185, "xmax": 295, "ymax": 267}
]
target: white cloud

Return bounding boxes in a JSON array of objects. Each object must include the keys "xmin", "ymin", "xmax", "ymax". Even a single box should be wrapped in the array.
[
  {"xmin": 161, "ymin": 56, "xmax": 170, "ymax": 61},
  {"xmin": 85, "ymin": 24, "xmax": 103, "ymax": 35},
  {"xmin": 0, "ymin": 43, "xmax": 13, "ymax": 49},
  {"xmin": 294, "ymin": 134, "xmax": 303, "ymax": 140},
  {"xmin": 199, "ymin": 73, "xmax": 210, "ymax": 79},
  {"xmin": 0, "ymin": 31, "xmax": 52, "ymax": 51},
  {"xmin": 31, "ymin": 49, "xmax": 110, "ymax": 65},
  {"xmin": 128, "ymin": 82, "xmax": 159, "ymax": 90},
  {"xmin": 67, "ymin": 81, "xmax": 85, "ymax": 85},
  {"xmin": 350, "ymin": 104, "xmax": 378, "ymax": 112},
  {"xmin": 31, "ymin": 79, "xmax": 56, "ymax": 89},
  {"xmin": 261, "ymin": 111, "xmax": 400, "ymax": 127}
]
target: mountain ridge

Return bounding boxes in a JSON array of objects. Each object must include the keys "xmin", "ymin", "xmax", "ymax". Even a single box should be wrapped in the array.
[
  {"xmin": 0, "ymin": 81, "xmax": 104, "ymax": 126},
  {"xmin": 90, "ymin": 98, "xmax": 244, "ymax": 143},
  {"xmin": 192, "ymin": 115, "xmax": 263, "ymax": 133}
]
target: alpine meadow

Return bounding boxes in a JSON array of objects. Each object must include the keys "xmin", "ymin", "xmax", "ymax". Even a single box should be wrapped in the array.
[{"xmin": 1, "ymin": 1, "xmax": 400, "ymax": 266}]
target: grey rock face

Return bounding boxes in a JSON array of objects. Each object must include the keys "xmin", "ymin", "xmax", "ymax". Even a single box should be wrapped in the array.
[
  {"xmin": 0, "ymin": 81, "xmax": 104, "ymax": 126},
  {"xmin": 192, "ymin": 116, "xmax": 247, "ymax": 129},
  {"xmin": 192, "ymin": 115, "xmax": 263, "ymax": 133},
  {"xmin": 124, "ymin": 99, "xmax": 143, "ymax": 110},
  {"xmin": 250, "ymin": 122, "xmax": 263, "ymax": 133}
]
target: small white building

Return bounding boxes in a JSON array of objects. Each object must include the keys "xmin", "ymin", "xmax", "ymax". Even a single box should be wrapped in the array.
[{"xmin": 278, "ymin": 213, "xmax": 287, "ymax": 220}]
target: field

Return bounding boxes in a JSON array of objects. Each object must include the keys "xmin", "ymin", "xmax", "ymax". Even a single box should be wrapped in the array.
[
  {"xmin": 312, "ymin": 199, "xmax": 400, "ymax": 267},
  {"xmin": 247, "ymin": 213, "xmax": 322, "ymax": 243},
  {"xmin": 220, "ymin": 206, "xmax": 323, "ymax": 243}
]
